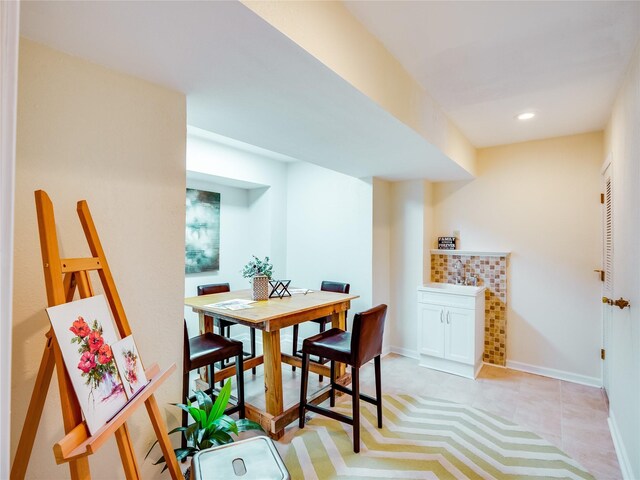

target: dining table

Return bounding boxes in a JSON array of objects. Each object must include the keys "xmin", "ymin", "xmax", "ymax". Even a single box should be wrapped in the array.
[{"xmin": 184, "ymin": 288, "xmax": 359, "ymax": 439}]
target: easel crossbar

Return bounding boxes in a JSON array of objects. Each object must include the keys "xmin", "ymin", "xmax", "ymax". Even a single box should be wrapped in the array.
[{"xmin": 60, "ymin": 257, "xmax": 102, "ymax": 273}]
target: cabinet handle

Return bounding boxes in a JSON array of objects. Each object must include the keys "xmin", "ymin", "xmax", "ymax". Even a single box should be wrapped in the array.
[
  {"xmin": 440, "ymin": 310, "xmax": 444, "ymax": 323},
  {"xmin": 446, "ymin": 311, "xmax": 450, "ymax": 324}
]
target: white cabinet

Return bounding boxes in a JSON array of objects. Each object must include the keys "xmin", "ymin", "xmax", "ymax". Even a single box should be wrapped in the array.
[{"xmin": 417, "ymin": 283, "xmax": 485, "ymax": 379}]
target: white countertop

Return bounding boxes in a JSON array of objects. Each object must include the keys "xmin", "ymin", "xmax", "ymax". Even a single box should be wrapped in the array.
[{"xmin": 418, "ymin": 282, "xmax": 486, "ymax": 296}]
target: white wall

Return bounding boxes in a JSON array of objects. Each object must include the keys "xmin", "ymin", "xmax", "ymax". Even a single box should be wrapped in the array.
[
  {"xmin": 285, "ymin": 162, "xmax": 373, "ymax": 340},
  {"xmin": 372, "ymin": 179, "xmax": 392, "ymax": 352},
  {"xmin": 388, "ymin": 180, "xmax": 431, "ymax": 357},
  {"xmin": 187, "ymin": 127, "xmax": 288, "ymax": 278},
  {"xmin": 433, "ymin": 132, "xmax": 603, "ymax": 384},
  {"xmin": 12, "ymin": 39, "xmax": 186, "ymax": 478},
  {"xmin": 1, "ymin": 2, "xmax": 20, "ymax": 477},
  {"xmin": 604, "ymin": 41, "xmax": 640, "ymax": 479}
]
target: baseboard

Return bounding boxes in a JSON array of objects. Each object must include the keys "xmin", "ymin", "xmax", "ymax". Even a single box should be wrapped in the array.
[
  {"xmin": 608, "ymin": 411, "xmax": 634, "ymax": 479},
  {"xmin": 388, "ymin": 346, "xmax": 419, "ymax": 360},
  {"xmin": 506, "ymin": 360, "xmax": 601, "ymax": 387}
]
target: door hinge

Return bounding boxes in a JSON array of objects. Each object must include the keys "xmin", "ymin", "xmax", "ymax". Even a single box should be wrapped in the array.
[
  {"xmin": 601, "ymin": 348, "xmax": 606, "ymax": 360},
  {"xmin": 600, "ymin": 193, "xmax": 604, "ymax": 204}
]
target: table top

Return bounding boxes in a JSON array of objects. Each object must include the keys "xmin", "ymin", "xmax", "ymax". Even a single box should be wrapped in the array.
[{"xmin": 185, "ymin": 289, "xmax": 359, "ymax": 331}]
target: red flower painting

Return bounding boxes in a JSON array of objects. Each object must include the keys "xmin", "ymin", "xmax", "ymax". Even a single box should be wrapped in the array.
[
  {"xmin": 70, "ymin": 318, "xmax": 123, "ymax": 403},
  {"xmin": 70, "ymin": 316, "xmax": 91, "ymax": 338}
]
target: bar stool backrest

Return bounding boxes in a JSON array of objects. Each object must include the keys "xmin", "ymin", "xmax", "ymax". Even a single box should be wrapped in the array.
[
  {"xmin": 350, "ymin": 304, "xmax": 387, "ymax": 368},
  {"xmin": 321, "ymin": 281, "xmax": 350, "ymax": 294}
]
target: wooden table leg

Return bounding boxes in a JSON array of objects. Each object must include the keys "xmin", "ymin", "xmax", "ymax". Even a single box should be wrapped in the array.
[
  {"xmin": 331, "ymin": 310, "xmax": 347, "ymax": 379},
  {"xmin": 262, "ymin": 329, "xmax": 284, "ymax": 439}
]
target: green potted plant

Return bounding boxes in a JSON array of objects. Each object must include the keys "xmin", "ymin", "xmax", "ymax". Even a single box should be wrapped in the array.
[
  {"xmin": 146, "ymin": 380, "xmax": 263, "ymax": 478},
  {"xmin": 242, "ymin": 255, "xmax": 274, "ymax": 300}
]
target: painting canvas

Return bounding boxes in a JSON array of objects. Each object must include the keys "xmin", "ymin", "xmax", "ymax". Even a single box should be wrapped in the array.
[
  {"xmin": 112, "ymin": 335, "xmax": 147, "ymax": 399},
  {"xmin": 185, "ymin": 188, "xmax": 220, "ymax": 274},
  {"xmin": 46, "ymin": 294, "xmax": 127, "ymax": 435}
]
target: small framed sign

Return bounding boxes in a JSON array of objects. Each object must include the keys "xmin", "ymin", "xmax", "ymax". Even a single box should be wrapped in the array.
[{"xmin": 438, "ymin": 237, "xmax": 457, "ymax": 250}]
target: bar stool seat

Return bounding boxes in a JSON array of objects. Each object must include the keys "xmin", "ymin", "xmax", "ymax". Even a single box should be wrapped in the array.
[
  {"xmin": 292, "ymin": 280, "xmax": 350, "ymax": 382},
  {"xmin": 198, "ymin": 283, "xmax": 257, "ymax": 382},
  {"xmin": 299, "ymin": 304, "xmax": 387, "ymax": 453},
  {"xmin": 301, "ymin": 329, "xmax": 352, "ymax": 364},
  {"xmin": 183, "ymin": 322, "xmax": 245, "ymax": 449}
]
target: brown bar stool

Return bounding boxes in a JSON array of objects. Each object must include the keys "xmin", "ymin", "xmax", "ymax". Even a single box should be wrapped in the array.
[
  {"xmin": 182, "ymin": 321, "xmax": 245, "ymax": 449},
  {"xmin": 198, "ymin": 283, "xmax": 257, "ymax": 384},
  {"xmin": 298, "ymin": 304, "xmax": 387, "ymax": 453},
  {"xmin": 292, "ymin": 280, "xmax": 350, "ymax": 382}
]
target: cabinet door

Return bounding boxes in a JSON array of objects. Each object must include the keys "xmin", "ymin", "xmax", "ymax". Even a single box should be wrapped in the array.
[
  {"xmin": 418, "ymin": 304, "xmax": 445, "ymax": 358},
  {"xmin": 444, "ymin": 307, "xmax": 474, "ymax": 364}
]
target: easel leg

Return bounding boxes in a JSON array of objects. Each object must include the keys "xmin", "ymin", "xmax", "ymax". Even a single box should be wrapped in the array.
[
  {"xmin": 145, "ymin": 395, "xmax": 181, "ymax": 480},
  {"xmin": 11, "ymin": 334, "xmax": 56, "ymax": 480},
  {"xmin": 11, "ymin": 331, "xmax": 91, "ymax": 480},
  {"xmin": 115, "ymin": 424, "xmax": 141, "ymax": 479}
]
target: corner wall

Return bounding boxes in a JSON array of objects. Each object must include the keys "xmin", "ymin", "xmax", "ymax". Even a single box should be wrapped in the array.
[
  {"xmin": 12, "ymin": 39, "xmax": 186, "ymax": 478},
  {"xmin": 389, "ymin": 180, "xmax": 432, "ymax": 357},
  {"xmin": 604, "ymin": 41, "xmax": 640, "ymax": 479},
  {"xmin": 372, "ymin": 179, "xmax": 392, "ymax": 352},
  {"xmin": 433, "ymin": 132, "xmax": 604, "ymax": 384}
]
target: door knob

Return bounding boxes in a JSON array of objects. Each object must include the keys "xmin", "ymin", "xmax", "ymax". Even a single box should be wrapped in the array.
[{"xmin": 602, "ymin": 296, "xmax": 631, "ymax": 309}]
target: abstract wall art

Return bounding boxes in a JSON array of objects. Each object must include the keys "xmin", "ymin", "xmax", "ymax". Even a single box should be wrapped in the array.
[{"xmin": 185, "ymin": 188, "xmax": 220, "ymax": 274}]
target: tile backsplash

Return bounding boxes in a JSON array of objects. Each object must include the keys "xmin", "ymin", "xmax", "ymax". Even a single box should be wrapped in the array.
[{"xmin": 431, "ymin": 253, "xmax": 508, "ymax": 366}]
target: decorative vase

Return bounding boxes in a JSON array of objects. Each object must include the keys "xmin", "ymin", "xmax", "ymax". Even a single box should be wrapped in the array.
[{"xmin": 252, "ymin": 275, "xmax": 269, "ymax": 301}]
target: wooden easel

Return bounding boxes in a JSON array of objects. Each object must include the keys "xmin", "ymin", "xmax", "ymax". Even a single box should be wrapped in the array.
[{"xmin": 10, "ymin": 190, "xmax": 181, "ymax": 480}]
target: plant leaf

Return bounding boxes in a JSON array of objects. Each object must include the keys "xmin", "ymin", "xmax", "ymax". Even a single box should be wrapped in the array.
[
  {"xmin": 188, "ymin": 406, "xmax": 203, "ymax": 425},
  {"xmin": 236, "ymin": 418, "xmax": 265, "ymax": 433},
  {"xmin": 209, "ymin": 429, "xmax": 233, "ymax": 445},
  {"xmin": 213, "ymin": 415, "xmax": 238, "ymax": 435},
  {"xmin": 195, "ymin": 390, "xmax": 213, "ymax": 422},
  {"xmin": 208, "ymin": 380, "xmax": 231, "ymax": 424}
]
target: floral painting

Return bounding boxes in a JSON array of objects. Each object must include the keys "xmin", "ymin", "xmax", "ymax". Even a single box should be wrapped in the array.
[
  {"xmin": 112, "ymin": 335, "xmax": 147, "ymax": 399},
  {"xmin": 185, "ymin": 188, "xmax": 220, "ymax": 274},
  {"xmin": 46, "ymin": 295, "xmax": 127, "ymax": 435}
]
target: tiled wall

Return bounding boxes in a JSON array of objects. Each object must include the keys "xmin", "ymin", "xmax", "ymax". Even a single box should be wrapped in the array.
[{"xmin": 431, "ymin": 254, "xmax": 508, "ymax": 366}]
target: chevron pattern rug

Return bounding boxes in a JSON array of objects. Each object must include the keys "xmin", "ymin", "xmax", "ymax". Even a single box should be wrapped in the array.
[{"xmin": 283, "ymin": 394, "xmax": 593, "ymax": 479}]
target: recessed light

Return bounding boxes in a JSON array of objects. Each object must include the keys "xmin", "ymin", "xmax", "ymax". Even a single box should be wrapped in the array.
[{"xmin": 517, "ymin": 112, "xmax": 536, "ymax": 121}]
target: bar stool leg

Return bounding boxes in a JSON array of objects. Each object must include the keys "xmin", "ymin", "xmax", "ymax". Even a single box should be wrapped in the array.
[
  {"xmin": 352, "ymin": 366, "xmax": 360, "ymax": 453},
  {"xmin": 329, "ymin": 360, "xmax": 336, "ymax": 407},
  {"xmin": 236, "ymin": 353, "xmax": 245, "ymax": 419},
  {"xmin": 318, "ymin": 322, "xmax": 326, "ymax": 382},
  {"xmin": 292, "ymin": 325, "xmax": 299, "ymax": 372},
  {"xmin": 299, "ymin": 352, "xmax": 310, "ymax": 428},
  {"xmin": 374, "ymin": 355, "xmax": 382, "ymax": 428},
  {"xmin": 181, "ymin": 370, "xmax": 189, "ymax": 450},
  {"xmin": 219, "ymin": 323, "xmax": 226, "ymax": 388},
  {"xmin": 250, "ymin": 329, "xmax": 257, "ymax": 375}
]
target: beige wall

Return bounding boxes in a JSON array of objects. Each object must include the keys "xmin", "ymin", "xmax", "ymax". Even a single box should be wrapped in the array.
[
  {"xmin": 434, "ymin": 132, "xmax": 603, "ymax": 383},
  {"xmin": 388, "ymin": 180, "xmax": 432, "ymax": 357},
  {"xmin": 604, "ymin": 41, "xmax": 640, "ymax": 479},
  {"xmin": 242, "ymin": 0, "xmax": 477, "ymax": 176},
  {"xmin": 12, "ymin": 39, "xmax": 186, "ymax": 478}
]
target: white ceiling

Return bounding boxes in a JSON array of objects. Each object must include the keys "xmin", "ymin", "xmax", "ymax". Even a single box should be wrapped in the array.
[
  {"xmin": 345, "ymin": 1, "xmax": 640, "ymax": 147},
  {"xmin": 19, "ymin": 1, "xmax": 470, "ymax": 181}
]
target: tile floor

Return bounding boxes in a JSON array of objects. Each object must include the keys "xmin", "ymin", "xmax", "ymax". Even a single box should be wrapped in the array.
[{"xmin": 241, "ymin": 354, "xmax": 621, "ymax": 479}]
